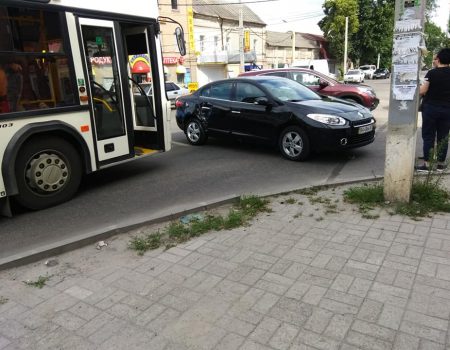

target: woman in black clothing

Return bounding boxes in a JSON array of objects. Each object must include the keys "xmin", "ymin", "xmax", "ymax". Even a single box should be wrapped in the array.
[{"xmin": 417, "ymin": 48, "xmax": 450, "ymax": 172}]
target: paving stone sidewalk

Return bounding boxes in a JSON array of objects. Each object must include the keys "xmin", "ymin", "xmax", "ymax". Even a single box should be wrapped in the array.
[{"xmin": 1, "ymin": 180, "xmax": 450, "ymax": 350}]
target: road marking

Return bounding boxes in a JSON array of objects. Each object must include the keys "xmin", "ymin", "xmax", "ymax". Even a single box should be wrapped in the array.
[{"xmin": 172, "ymin": 141, "xmax": 190, "ymax": 147}]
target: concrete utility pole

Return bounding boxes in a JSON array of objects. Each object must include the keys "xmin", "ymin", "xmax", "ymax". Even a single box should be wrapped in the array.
[
  {"xmin": 384, "ymin": 0, "xmax": 426, "ymax": 202},
  {"xmin": 292, "ymin": 30, "xmax": 295, "ymax": 65},
  {"xmin": 343, "ymin": 16, "xmax": 348, "ymax": 74},
  {"xmin": 239, "ymin": 1, "xmax": 245, "ymax": 73}
]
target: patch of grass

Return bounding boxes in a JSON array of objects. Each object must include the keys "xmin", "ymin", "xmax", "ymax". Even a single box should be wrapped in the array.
[
  {"xmin": 395, "ymin": 180, "xmax": 450, "ymax": 218},
  {"xmin": 129, "ymin": 196, "xmax": 270, "ymax": 255},
  {"xmin": 295, "ymin": 185, "xmax": 328, "ymax": 196},
  {"xmin": 309, "ymin": 196, "xmax": 332, "ymax": 205},
  {"xmin": 0, "ymin": 296, "xmax": 8, "ymax": 305},
  {"xmin": 23, "ymin": 275, "xmax": 51, "ymax": 289},
  {"xmin": 129, "ymin": 232, "xmax": 162, "ymax": 255},
  {"xmin": 344, "ymin": 179, "xmax": 450, "ymax": 219},
  {"xmin": 344, "ymin": 183, "xmax": 384, "ymax": 205},
  {"xmin": 284, "ymin": 197, "xmax": 296, "ymax": 204},
  {"xmin": 293, "ymin": 212, "xmax": 302, "ymax": 218}
]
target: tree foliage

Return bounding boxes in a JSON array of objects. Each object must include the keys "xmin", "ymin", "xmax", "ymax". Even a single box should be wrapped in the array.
[
  {"xmin": 318, "ymin": 0, "xmax": 359, "ymax": 65},
  {"xmin": 423, "ymin": 22, "xmax": 450, "ymax": 67},
  {"xmin": 319, "ymin": 0, "xmax": 446, "ymax": 69}
]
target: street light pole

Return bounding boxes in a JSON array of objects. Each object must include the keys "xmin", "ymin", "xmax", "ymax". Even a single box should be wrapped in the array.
[
  {"xmin": 239, "ymin": 0, "xmax": 245, "ymax": 73},
  {"xmin": 343, "ymin": 16, "xmax": 348, "ymax": 74}
]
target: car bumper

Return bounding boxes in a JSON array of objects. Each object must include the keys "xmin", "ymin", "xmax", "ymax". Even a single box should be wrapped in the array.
[{"xmin": 309, "ymin": 125, "xmax": 376, "ymax": 151}]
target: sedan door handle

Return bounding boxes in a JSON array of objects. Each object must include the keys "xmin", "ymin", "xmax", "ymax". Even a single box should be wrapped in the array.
[{"xmin": 231, "ymin": 110, "xmax": 241, "ymax": 114}]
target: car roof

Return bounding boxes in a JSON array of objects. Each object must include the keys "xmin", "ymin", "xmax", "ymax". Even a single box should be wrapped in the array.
[{"xmin": 239, "ymin": 67, "xmax": 326, "ymax": 76}]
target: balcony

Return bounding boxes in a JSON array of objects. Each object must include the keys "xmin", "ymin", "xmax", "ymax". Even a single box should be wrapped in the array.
[{"xmin": 197, "ymin": 50, "xmax": 228, "ymax": 64}]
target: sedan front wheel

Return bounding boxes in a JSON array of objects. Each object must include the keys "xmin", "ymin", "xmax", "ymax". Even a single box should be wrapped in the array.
[{"xmin": 279, "ymin": 126, "xmax": 310, "ymax": 161}]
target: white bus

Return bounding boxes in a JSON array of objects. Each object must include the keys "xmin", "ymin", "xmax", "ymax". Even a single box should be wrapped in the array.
[{"xmin": 0, "ymin": 0, "xmax": 185, "ymax": 214}]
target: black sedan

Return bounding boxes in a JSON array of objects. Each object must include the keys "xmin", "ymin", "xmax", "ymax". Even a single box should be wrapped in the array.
[
  {"xmin": 373, "ymin": 68, "xmax": 390, "ymax": 79},
  {"xmin": 175, "ymin": 76, "xmax": 376, "ymax": 161}
]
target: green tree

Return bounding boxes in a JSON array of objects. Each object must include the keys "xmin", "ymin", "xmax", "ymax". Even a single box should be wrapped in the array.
[
  {"xmin": 353, "ymin": 0, "xmax": 394, "ymax": 68},
  {"xmin": 319, "ymin": 0, "xmax": 359, "ymax": 68},
  {"xmin": 319, "ymin": 0, "xmax": 441, "ymax": 69},
  {"xmin": 423, "ymin": 21, "xmax": 450, "ymax": 67}
]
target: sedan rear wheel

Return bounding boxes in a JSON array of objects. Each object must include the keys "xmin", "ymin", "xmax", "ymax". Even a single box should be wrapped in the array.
[
  {"xmin": 185, "ymin": 119, "xmax": 207, "ymax": 145},
  {"xmin": 279, "ymin": 126, "xmax": 310, "ymax": 161}
]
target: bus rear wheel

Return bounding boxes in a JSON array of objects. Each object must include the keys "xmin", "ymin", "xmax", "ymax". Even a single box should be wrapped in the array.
[{"xmin": 14, "ymin": 137, "xmax": 82, "ymax": 210}]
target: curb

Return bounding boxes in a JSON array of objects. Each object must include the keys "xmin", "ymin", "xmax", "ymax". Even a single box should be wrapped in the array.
[{"xmin": 0, "ymin": 176, "xmax": 385, "ymax": 270}]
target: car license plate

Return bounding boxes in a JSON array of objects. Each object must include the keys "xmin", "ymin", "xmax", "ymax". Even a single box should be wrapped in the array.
[{"xmin": 358, "ymin": 124, "xmax": 373, "ymax": 134}]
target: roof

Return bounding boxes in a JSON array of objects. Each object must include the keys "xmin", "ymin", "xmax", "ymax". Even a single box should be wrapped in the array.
[
  {"xmin": 193, "ymin": 0, "xmax": 265, "ymax": 25},
  {"xmin": 266, "ymin": 31, "xmax": 324, "ymax": 49}
]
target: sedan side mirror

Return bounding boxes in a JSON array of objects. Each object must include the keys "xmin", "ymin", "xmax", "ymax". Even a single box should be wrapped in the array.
[
  {"xmin": 254, "ymin": 96, "xmax": 270, "ymax": 106},
  {"xmin": 319, "ymin": 80, "xmax": 329, "ymax": 90}
]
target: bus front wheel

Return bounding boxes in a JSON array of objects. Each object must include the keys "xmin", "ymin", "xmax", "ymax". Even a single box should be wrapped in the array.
[{"xmin": 14, "ymin": 137, "xmax": 82, "ymax": 210}]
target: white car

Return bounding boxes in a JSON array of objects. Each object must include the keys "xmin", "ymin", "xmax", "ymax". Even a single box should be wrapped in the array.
[
  {"xmin": 141, "ymin": 81, "xmax": 189, "ymax": 107},
  {"xmin": 343, "ymin": 69, "xmax": 365, "ymax": 83},
  {"xmin": 359, "ymin": 65, "xmax": 376, "ymax": 79}
]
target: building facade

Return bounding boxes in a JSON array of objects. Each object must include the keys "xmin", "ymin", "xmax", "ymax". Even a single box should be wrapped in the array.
[
  {"xmin": 158, "ymin": 1, "xmax": 329, "ymax": 87},
  {"xmin": 192, "ymin": 0, "xmax": 266, "ymax": 86},
  {"xmin": 158, "ymin": 0, "xmax": 197, "ymax": 87}
]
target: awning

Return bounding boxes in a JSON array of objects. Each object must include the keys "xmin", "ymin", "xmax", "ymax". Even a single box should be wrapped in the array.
[
  {"xmin": 176, "ymin": 65, "xmax": 186, "ymax": 74},
  {"xmin": 131, "ymin": 60, "xmax": 150, "ymax": 74}
]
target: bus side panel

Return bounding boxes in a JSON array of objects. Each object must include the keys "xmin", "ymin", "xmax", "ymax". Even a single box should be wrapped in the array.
[
  {"xmin": 50, "ymin": 0, "xmax": 159, "ymax": 19},
  {"xmin": 0, "ymin": 112, "xmax": 96, "ymax": 197}
]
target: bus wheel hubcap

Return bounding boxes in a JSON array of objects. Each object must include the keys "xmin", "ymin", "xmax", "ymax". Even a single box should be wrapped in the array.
[{"xmin": 26, "ymin": 153, "xmax": 69, "ymax": 193}]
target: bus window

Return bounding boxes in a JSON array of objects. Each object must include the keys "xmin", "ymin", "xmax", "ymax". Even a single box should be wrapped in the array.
[
  {"xmin": 81, "ymin": 25, "xmax": 125, "ymax": 140},
  {"xmin": 0, "ymin": 6, "xmax": 77, "ymax": 113}
]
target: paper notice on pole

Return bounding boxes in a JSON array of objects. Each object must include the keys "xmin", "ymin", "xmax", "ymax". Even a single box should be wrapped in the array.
[
  {"xmin": 392, "ymin": 33, "xmax": 421, "ymax": 64},
  {"xmin": 393, "ymin": 85, "xmax": 417, "ymax": 100},
  {"xmin": 395, "ymin": 19, "xmax": 422, "ymax": 32},
  {"xmin": 394, "ymin": 64, "xmax": 418, "ymax": 83}
]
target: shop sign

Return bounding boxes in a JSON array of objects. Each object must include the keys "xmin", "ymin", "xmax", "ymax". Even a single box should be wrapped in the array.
[
  {"xmin": 90, "ymin": 56, "xmax": 112, "ymax": 65},
  {"xmin": 164, "ymin": 57, "xmax": 178, "ymax": 65}
]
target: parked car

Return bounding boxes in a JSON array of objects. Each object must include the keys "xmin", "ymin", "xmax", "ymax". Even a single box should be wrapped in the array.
[
  {"xmin": 175, "ymin": 76, "xmax": 376, "ymax": 161},
  {"xmin": 239, "ymin": 68, "xmax": 379, "ymax": 110},
  {"xmin": 344, "ymin": 69, "xmax": 365, "ymax": 83},
  {"xmin": 359, "ymin": 65, "xmax": 376, "ymax": 79},
  {"xmin": 141, "ymin": 81, "xmax": 189, "ymax": 107},
  {"xmin": 373, "ymin": 68, "xmax": 390, "ymax": 79}
]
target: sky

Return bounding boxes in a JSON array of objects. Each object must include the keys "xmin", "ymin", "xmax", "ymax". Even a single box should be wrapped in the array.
[{"xmin": 247, "ymin": 0, "xmax": 449, "ymax": 35}]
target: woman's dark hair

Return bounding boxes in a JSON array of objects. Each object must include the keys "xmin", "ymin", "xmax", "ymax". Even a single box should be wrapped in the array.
[{"xmin": 436, "ymin": 48, "xmax": 450, "ymax": 65}]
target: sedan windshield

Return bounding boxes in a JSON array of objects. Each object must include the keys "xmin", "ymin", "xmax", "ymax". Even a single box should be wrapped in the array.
[
  {"xmin": 259, "ymin": 78, "xmax": 320, "ymax": 102},
  {"xmin": 346, "ymin": 70, "xmax": 360, "ymax": 75}
]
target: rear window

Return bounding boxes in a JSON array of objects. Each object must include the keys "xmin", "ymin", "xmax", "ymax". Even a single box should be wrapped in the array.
[{"xmin": 209, "ymin": 82, "xmax": 233, "ymax": 100}]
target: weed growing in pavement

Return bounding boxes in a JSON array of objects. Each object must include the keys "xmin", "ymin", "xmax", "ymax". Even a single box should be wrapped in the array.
[
  {"xmin": 0, "ymin": 296, "xmax": 8, "ymax": 305},
  {"xmin": 344, "ymin": 177, "xmax": 450, "ymax": 219},
  {"xmin": 23, "ymin": 275, "xmax": 51, "ymax": 289},
  {"xmin": 129, "ymin": 196, "xmax": 271, "ymax": 255},
  {"xmin": 295, "ymin": 185, "xmax": 328, "ymax": 196},
  {"xmin": 284, "ymin": 197, "xmax": 297, "ymax": 204}
]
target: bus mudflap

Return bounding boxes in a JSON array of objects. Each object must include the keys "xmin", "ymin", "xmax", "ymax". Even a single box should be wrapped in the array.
[{"xmin": 0, "ymin": 197, "xmax": 12, "ymax": 217}]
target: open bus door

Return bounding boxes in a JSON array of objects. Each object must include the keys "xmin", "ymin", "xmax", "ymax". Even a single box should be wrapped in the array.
[
  {"xmin": 122, "ymin": 26, "xmax": 165, "ymax": 154},
  {"xmin": 78, "ymin": 18, "xmax": 133, "ymax": 164}
]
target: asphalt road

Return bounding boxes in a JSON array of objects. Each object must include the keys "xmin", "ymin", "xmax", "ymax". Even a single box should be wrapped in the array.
[{"xmin": 0, "ymin": 78, "xmax": 404, "ymax": 264}]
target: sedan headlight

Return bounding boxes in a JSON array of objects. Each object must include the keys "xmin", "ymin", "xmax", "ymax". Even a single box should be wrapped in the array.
[
  {"xmin": 306, "ymin": 114, "xmax": 347, "ymax": 125},
  {"xmin": 357, "ymin": 86, "xmax": 375, "ymax": 96}
]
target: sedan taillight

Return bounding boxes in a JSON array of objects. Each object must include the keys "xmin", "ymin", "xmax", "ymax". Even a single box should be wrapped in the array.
[{"xmin": 175, "ymin": 99, "xmax": 184, "ymax": 108}]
